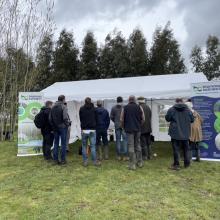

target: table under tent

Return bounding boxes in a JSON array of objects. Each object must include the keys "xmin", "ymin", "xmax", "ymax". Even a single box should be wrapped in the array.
[{"xmin": 41, "ymin": 73, "xmax": 208, "ymax": 143}]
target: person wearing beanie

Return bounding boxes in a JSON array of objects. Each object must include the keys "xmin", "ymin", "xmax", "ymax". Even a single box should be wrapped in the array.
[
  {"xmin": 137, "ymin": 97, "xmax": 152, "ymax": 160},
  {"xmin": 185, "ymin": 99, "xmax": 203, "ymax": 162},
  {"xmin": 110, "ymin": 96, "xmax": 128, "ymax": 161}
]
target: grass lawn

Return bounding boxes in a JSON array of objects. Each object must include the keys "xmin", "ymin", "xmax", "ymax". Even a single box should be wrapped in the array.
[{"xmin": 0, "ymin": 141, "xmax": 220, "ymax": 220}]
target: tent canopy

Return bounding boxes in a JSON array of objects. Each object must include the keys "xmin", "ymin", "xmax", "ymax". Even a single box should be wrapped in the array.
[{"xmin": 42, "ymin": 73, "xmax": 208, "ymax": 101}]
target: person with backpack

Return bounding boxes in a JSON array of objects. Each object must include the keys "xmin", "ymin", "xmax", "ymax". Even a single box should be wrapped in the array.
[
  {"xmin": 110, "ymin": 96, "xmax": 128, "ymax": 161},
  {"xmin": 49, "ymin": 95, "xmax": 71, "ymax": 165},
  {"xmin": 79, "ymin": 97, "xmax": 101, "ymax": 167},
  {"xmin": 120, "ymin": 95, "xmax": 145, "ymax": 170},
  {"xmin": 95, "ymin": 100, "xmax": 110, "ymax": 160},
  {"xmin": 35, "ymin": 101, "xmax": 54, "ymax": 160}
]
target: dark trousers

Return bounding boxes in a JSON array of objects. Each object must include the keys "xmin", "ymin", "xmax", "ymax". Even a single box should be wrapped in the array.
[
  {"xmin": 171, "ymin": 139, "xmax": 190, "ymax": 167},
  {"xmin": 140, "ymin": 133, "xmax": 151, "ymax": 159},
  {"xmin": 53, "ymin": 128, "xmax": 67, "ymax": 162},
  {"xmin": 190, "ymin": 141, "xmax": 200, "ymax": 161},
  {"xmin": 96, "ymin": 129, "xmax": 108, "ymax": 160},
  {"xmin": 42, "ymin": 132, "xmax": 54, "ymax": 160}
]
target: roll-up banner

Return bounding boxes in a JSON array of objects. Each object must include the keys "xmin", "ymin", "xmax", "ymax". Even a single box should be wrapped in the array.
[
  {"xmin": 18, "ymin": 92, "xmax": 44, "ymax": 156},
  {"xmin": 191, "ymin": 81, "xmax": 220, "ymax": 161}
]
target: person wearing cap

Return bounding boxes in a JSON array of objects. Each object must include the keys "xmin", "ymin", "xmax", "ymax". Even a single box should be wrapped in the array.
[
  {"xmin": 165, "ymin": 98, "xmax": 194, "ymax": 170},
  {"xmin": 137, "ymin": 97, "xmax": 152, "ymax": 160},
  {"xmin": 110, "ymin": 96, "xmax": 128, "ymax": 161},
  {"xmin": 120, "ymin": 95, "xmax": 145, "ymax": 170},
  {"xmin": 185, "ymin": 99, "xmax": 203, "ymax": 162},
  {"xmin": 95, "ymin": 100, "xmax": 110, "ymax": 160}
]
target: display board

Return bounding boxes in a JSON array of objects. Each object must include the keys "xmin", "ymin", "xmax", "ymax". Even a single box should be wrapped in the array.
[
  {"xmin": 191, "ymin": 81, "xmax": 220, "ymax": 161},
  {"xmin": 18, "ymin": 92, "xmax": 44, "ymax": 156}
]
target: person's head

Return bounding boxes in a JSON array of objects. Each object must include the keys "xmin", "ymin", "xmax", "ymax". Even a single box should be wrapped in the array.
[
  {"xmin": 137, "ymin": 96, "xmax": 145, "ymax": 104},
  {"xmin": 175, "ymin": 98, "xmax": 183, "ymax": 104},
  {"xmin": 117, "ymin": 96, "xmax": 123, "ymax": 103},
  {"xmin": 45, "ymin": 101, "xmax": 53, "ymax": 108},
  {"xmin": 129, "ymin": 95, "xmax": 136, "ymax": 103},
  {"xmin": 58, "ymin": 95, "xmax": 65, "ymax": 103},
  {"xmin": 85, "ymin": 97, "xmax": 92, "ymax": 106},
  {"xmin": 97, "ymin": 100, "xmax": 103, "ymax": 107}
]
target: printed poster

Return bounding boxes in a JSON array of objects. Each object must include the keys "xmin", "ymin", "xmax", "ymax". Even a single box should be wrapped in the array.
[
  {"xmin": 191, "ymin": 81, "xmax": 220, "ymax": 161},
  {"xmin": 18, "ymin": 92, "xmax": 44, "ymax": 156}
]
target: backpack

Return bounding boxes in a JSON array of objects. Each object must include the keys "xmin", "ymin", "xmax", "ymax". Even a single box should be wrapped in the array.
[{"xmin": 34, "ymin": 110, "xmax": 46, "ymax": 129}]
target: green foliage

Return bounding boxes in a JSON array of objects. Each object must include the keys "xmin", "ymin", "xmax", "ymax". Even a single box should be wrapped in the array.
[
  {"xmin": 190, "ymin": 35, "xmax": 220, "ymax": 80},
  {"xmin": 0, "ymin": 141, "xmax": 220, "ymax": 219},
  {"xmin": 99, "ymin": 31, "xmax": 130, "ymax": 78},
  {"xmin": 79, "ymin": 31, "xmax": 99, "ymax": 80},
  {"xmin": 128, "ymin": 28, "xmax": 149, "ymax": 76},
  {"xmin": 150, "ymin": 22, "xmax": 186, "ymax": 75},
  {"xmin": 52, "ymin": 29, "xmax": 79, "ymax": 83},
  {"xmin": 35, "ymin": 34, "xmax": 54, "ymax": 90}
]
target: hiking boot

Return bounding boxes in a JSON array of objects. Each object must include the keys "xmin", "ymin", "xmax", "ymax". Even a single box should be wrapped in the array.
[
  {"xmin": 184, "ymin": 164, "xmax": 190, "ymax": 168},
  {"xmin": 128, "ymin": 164, "xmax": 136, "ymax": 170},
  {"xmin": 83, "ymin": 160, "xmax": 88, "ymax": 167},
  {"xmin": 94, "ymin": 160, "xmax": 101, "ymax": 167},
  {"xmin": 137, "ymin": 161, "xmax": 144, "ymax": 168},
  {"xmin": 169, "ymin": 164, "xmax": 180, "ymax": 171},
  {"xmin": 60, "ymin": 160, "xmax": 67, "ymax": 165}
]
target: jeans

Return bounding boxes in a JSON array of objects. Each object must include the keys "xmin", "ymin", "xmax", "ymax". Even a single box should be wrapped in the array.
[
  {"xmin": 53, "ymin": 127, "xmax": 68, "ymax": 162},
  {"xmin": 171, "ymin": 139, "xmax": 190, "ymax": 167},
  {"xmin": 42, "ymin": 132, "xmax": 54, "ymax": 160},
  {"xmin": 127, "ymin": 132, "xmax": 142, "ymax": 165},
  {"xmin": 140, "ymin": 133, "xmax": 151, "ymax": 159},
  {"xmin": 82, "ymin": 131, "xmax": 96, "ymax": 162},
  {"xmin": 115, "ymin": 128, "xmax": 127, "ymax": 156}
]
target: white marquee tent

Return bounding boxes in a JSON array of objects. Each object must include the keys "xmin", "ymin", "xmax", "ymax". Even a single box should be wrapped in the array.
[{"xmin": 41, "ymin": 73, "xmax": 208, "ymax": 142}]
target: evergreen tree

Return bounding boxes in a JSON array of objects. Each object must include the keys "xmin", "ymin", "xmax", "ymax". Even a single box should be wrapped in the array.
[
  {"xmin": 79, "ymin": 31, "xmax": 99, "ymax": 80},
  {"xmin": 190, "ymin": 45, "xmax": 204, "ymax": 73},
  {"xmin": 150, "ymin": 22, "xmax": 186, "ymax": 75},
  {"xmin": 52, "ymin": 29, "xmax": 79, "ymax": 83},
  {"xmin": 35, "ymin": 34, "xmax": 53, "ymax": 90},
  {"xmin": 203, "ymin": 35, "xmax": 220, "ymax": 80},
  {"xmin": 99, "ymin": 31, "xmax": 130, "ymax": 78},
  {"xmin": 128, "ymin": 28, "xmax": 148, "ymax": 76}
]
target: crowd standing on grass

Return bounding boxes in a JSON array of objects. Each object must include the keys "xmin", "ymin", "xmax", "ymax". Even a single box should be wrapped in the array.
[{"xmin": 35, "ymin": 94, "xmax": 203, "ymax": 171}]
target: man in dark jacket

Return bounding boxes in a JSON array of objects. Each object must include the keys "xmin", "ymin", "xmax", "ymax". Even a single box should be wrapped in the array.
[
  {"xmin": 96, "ymin": 100, "xmax": 110, "ymax": 160},
  {"xmin": 110, "ymin": 96, "xmax": 128, "ymax": 160},
  {"xmin": 41, "ymin": 101, "xmax": 54, "ymax": 160},
  {"xmin": 50, "ymin": 95, "xmax": 70, "ymax": 165},
  {"xmin": 165, "ymin": 98, "xmax": 194, "ymax": 170},
  {"xmin": 79, "ymin": 97, "xmax": 101, "ymax": 167},
  {"xmin": 120, "ymin": 95, "xmax": 145, "ymax": 170},
  {"xmin": 137, "ymin": 97, "xmax": 152, "ymax": 160}
]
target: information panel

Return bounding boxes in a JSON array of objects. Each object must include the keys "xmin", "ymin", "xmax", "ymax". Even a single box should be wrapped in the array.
[{"xmin": 191, "ymin": 81, "xmax": 220, "ymax": 161}]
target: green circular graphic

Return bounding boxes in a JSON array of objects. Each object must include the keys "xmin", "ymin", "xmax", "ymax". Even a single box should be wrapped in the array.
[
  {"xmin": 214, "ymin": 100, "xmax": 220, "ymax": 118},
  {"xmin": 199, "ymin": 142, "xmax": 209, "ymax": 149},
  {"xmin": 18, "ymin": 103, "xmax": 27, "ymax": 121},
  {"xmin": 214, "ymin": 118, "xmax": 220, "ymax": 133},
  {"xmin": 26, "ymin": 102, "xmax": 43, "ymax": 120}
]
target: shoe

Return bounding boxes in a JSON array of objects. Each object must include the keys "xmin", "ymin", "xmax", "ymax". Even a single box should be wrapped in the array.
[
  {"xmin": 169, "ymin": 164, "xmax": 180, "ymax": 171},
  {"xmin": 128, "ymin": 164, "xmax": 136, "ymax": 170},
  {"xmin": 94, "ymin": 161, "xmax": 101, "ymax": 167},
  {"xmin": 184, "ymin": 164, "xmax": 190, "ymax": 168},
  {"xmin": 137, "ymin": 161, "xmax": 144, "ymax": 168},
  {"xmin": 117, "ymin": 156, "xmax": 122, "ymax": 161},
  {"xmin": 60, "ymin": 160, "xmax": 67, "ymax": 165},
  {"xmin": 123, "ymin": 157, "xmax": 129, "ymax": 161},
  {"xmin": 83, "ymin": 160, "xmax": 88, "ymax": 167},
  {"xmin": 53, "ymin": 160, "xmax": 60, "ymax": 165}
]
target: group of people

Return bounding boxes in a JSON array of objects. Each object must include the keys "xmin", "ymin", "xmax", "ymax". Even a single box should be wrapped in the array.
[
  {"xmin": 38, "ymin": 95, "xmax": 152, "ymax": 170},
  {"xmin": 37, "ymin": 94, "xmax": 203, "ymax": 171}
]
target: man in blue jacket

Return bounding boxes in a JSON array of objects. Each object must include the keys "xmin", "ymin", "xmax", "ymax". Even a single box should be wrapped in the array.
[
  {"xmin": 165, "ymin": 98, "xmax": 194, "ymax": 170},
  {"xmin": 96, "ymin": 100, "xmax": 110, "ymax": 160}
]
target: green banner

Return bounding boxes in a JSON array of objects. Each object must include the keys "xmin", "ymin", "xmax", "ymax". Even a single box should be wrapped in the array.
[{"xmin": 18, "ymin": 92, "xmax": 44, "ymax": 156}]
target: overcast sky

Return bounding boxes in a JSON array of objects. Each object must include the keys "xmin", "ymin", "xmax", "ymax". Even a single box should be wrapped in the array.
[{"xmin": 53, "ymin": 0, "xmax": 220, "ymax": 66}]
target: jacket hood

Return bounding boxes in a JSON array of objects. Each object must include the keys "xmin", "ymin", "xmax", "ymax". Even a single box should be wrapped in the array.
[{"xmin": 174, "ymin": 103, "xmax": 188, "ymax": 111}]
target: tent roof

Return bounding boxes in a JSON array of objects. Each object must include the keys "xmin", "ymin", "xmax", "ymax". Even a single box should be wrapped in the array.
[{"xmin": 41, "ymin": 73, "xmax": 208, "ymax": 101}]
